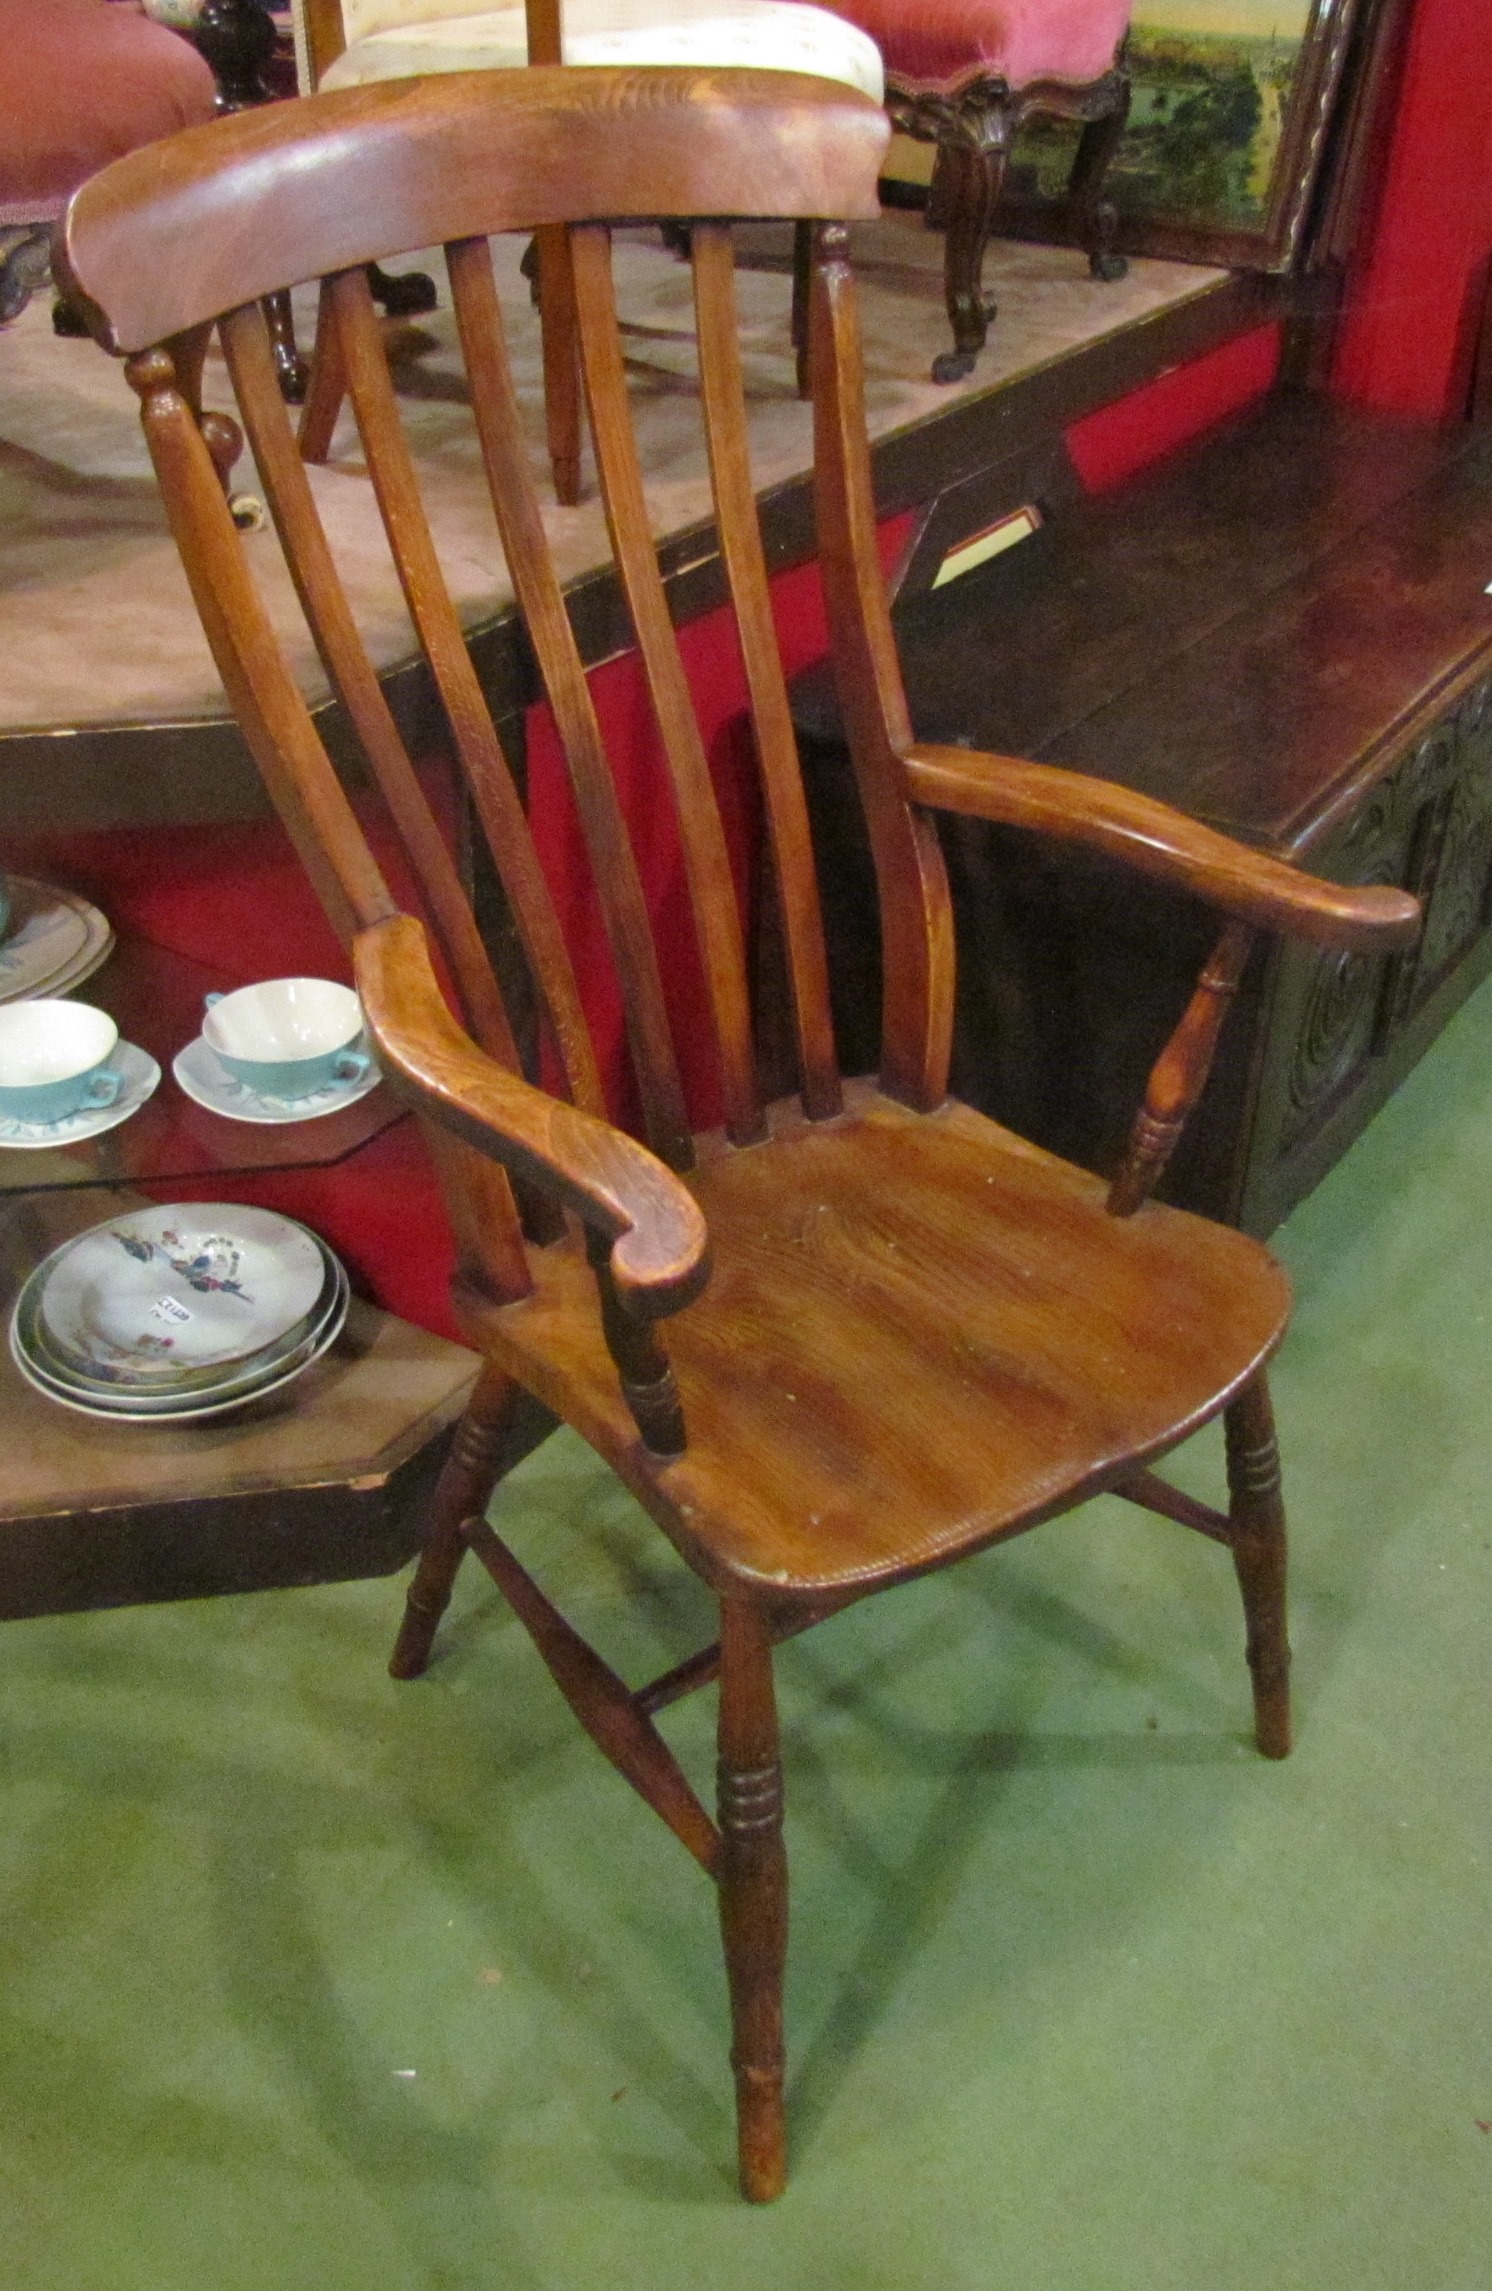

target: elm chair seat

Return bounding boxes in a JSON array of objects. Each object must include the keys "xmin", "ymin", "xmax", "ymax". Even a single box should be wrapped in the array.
[
  {"xmin": 825, "ymin": 0, "xmax": 1135, "ymax": 381},
  {"xmin": 319, "ymin": 0, "xmax": 884, "ymax": 98}
]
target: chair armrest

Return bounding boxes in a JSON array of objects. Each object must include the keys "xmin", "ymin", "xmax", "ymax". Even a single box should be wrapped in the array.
[
  {"xmin": 903, "ymin": 743, "xmax": 1421, "ymax": 952},
  {"xmin": 355, "ymin": 914, "xmax": 710, "ymax": 1320}
]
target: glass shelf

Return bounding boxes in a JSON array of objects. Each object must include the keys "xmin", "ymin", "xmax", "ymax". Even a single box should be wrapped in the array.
[{"xmin": 0, "ymin": 931, "xmax": 404, "ymax": 1194}]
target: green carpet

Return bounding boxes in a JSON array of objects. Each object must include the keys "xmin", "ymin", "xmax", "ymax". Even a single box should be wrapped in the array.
[{"xmin": 5, "ymin": 985, "xmax": 1492, "ymax": 2290}]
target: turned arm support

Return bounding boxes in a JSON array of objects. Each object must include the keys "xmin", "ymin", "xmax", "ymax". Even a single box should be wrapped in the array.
[
  {"xmin": 903, "ymin": 743, "xmax": 1421, "ymax": 952},
  {"xmin": 355, "ymin": 914, "xmax": 710, "ymax": 1322}
]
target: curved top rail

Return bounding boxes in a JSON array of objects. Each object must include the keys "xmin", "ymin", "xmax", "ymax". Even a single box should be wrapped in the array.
[{"xmin": 58, "ymin": 64, "xmax": 888, "ymax": 354}]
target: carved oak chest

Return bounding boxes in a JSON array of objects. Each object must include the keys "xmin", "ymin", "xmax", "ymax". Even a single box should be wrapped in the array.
[{"xmin": 792, "ymin": 394, "xmax": 1492, "ymax": 1235}]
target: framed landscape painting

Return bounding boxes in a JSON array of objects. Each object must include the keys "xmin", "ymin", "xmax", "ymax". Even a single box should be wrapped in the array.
[{"xmin": 1011, "ymin": 0, "xmax": 1370, "ymax": 270}]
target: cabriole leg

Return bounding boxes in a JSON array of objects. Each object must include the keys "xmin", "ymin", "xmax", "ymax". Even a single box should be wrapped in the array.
[
  {"xmin": 388, "ymin": 1366, "xmax": 517, "ymax": 1681},
  {"xmin": 933, "ymin": 134, "xmax": 1010, "ymax": 384},
  {"xmin": 1224, "ymin": 1371, "xmax": 1292, "ymax": 1758},
  {"xmin": 1067, "ymin": 87, "xmax": 1131, "ymax": 283},
  {"xmin": 716, "ymin": 1598, "xmax": 788, "ymax": 2201}
]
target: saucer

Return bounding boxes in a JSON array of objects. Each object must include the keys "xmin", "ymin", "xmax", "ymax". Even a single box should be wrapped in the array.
[
  {"xmin": 173, "ymin": 1032, "xmax": 382, "ymax": 1124},
  {"xmin": 0, "ymin": 1041, "xmax": 159, "ymax": 1149},
  {"xmin": 0, "ymin": 877, "xmax": 113, "ymax": 1005}
]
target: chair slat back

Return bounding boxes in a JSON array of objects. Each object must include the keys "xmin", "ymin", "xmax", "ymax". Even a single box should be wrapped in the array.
[
  {"xmin": 691, "ymin": 222, "xmax": 843, "ymax": 1123},
  {"xmin": 570, "ymin": 223, "xmax": 764, "ymax": 1147},
  {"xmin": 61, "ymin": 73, "xmax": 930, "ymax": 1184},
  {"xmin": 442, "ymin": 232, "xmax": 689, "ymax": 1161},
  {"xmin": 219, "ymin": 295, "xmax": 523, "ymax": 1076}
]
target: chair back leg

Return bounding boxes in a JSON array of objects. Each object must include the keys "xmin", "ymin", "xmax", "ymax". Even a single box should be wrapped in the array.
[
  {"xmin": 536, "ymin": 225, "xmax": 584, "ymax": 504},
  {"xmin": 1225, "ymin": 1371, "xmax": 1292, "ymax": 1759}
]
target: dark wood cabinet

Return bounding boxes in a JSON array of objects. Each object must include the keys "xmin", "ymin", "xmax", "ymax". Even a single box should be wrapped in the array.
[{"xmin": 792, "ymin": 394, "xmax": 1492, "ymax": 1234}]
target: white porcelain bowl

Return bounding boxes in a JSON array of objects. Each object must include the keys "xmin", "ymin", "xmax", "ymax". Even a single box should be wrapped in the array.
[
  {"xmin": 0, "ymin": 999, "xmax": 119, "ymax": 1123},
  {"xmin": 202, "ymin": 978, "xmax": 369, "ymax": 1100}
]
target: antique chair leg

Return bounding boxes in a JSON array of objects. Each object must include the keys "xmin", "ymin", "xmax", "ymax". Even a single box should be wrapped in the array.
[
  {"xmin": 389, "ymin": 1365, "xmax": 518, "ymax": 1681},
  {"xmin": 716, "ymin": 1597, "xmax": 789, "ymax": 2202},
  {"xmin": 297, "ymin": 267, "xmax": 436, "ymax": 461},
  {"xmin": 535, "ymin": 224, "xmax": 584, "ymax": 506},
  {"xmin": 264, "ymin": 288, "xmax": 309, "ymax": 402},
  {"xmin": 1067, "ymin": 82, "xmax": 1131, "ymax": 283},
  {"xmin": 52, "ymin": 289, "xmax": 93, "ymax": 338},
  {"xmin": 0, "ymin": 225, "xmax": 53, "ymax": 324},
  {"xmin": 297, "ymin": 308, "xmax": 346, "ymax": 464},
  {"xmin": 791, "ymin": 218, "xmax": 813, "ymax": 398},
  {"xmin": 1224, "ymin": 1371, "xmax": 1292, "ymax": 1759},
  {"xmin": 932, "ymin": 129, "xmax": 1011, "ymax": 384},
  {"xmin": 368, "ymin": 260, "xmax": 438, "ymax": 317}
]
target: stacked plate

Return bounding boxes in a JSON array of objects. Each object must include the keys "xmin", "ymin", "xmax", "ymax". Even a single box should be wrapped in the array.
[
  {"xmin": 0, "ymin": 876, "xmax": 114, "ymax": 1005},
  {"xmin": 9, "ymin": 1203, "xmax": 348, "ymax": 1422}
]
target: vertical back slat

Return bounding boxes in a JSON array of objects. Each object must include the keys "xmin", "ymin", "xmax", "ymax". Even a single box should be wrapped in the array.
[
  {"xmin": 810, "ymin": 224, "xmax": 955, "ymax": 1112},
  {"xmin": 691, "ymin": 224, "xmax": 843, "ymax": 1123},
  {"xmin": 326, "ymin": 262, "xmax": 608, "ymax": 1122},
  {"xmin": 221, "ymin": 298, "xmax": 522, "ymax": 1075},
  {"xmin": 569, "ymin": 223, "xmax": 766, "ymax": 1149},
  {"xmin": 128, "ymin": 345, "xmax": 397, "ymax": 951},
  {"xmin": 444, "ymin": 234, "xmax": 693, "ymax": 1169}
]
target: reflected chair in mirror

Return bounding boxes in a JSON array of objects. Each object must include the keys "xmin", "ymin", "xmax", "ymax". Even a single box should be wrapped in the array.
[
  {"xmin": 822, "ymin": 0, "xmax": 1134, "ymax": 380},
  {"xmin": 293, "ymin": 0, "xmax": 884, "ymax": 498},
  {"xmin": 60, "ymin": 66, "xmax": 1419, "ymax": 2199}
]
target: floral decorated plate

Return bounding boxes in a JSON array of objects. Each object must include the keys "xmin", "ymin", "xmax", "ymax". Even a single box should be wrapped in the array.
[
  {"xmin": 10, "ymin": 1273, "xmax": 350, "ymax": 1423},
  {"xmin": 32, "ymin": 1203, "xmax": 328, "ymax": 1383},
  {"xmin": 16, "ymin": 1248, "xmax": 343, "ymax": 1402}
]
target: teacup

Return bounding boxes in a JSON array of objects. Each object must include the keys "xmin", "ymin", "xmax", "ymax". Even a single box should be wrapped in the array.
[
  {"xmin": 0, "ymin": 1000, "xmax": 120, "ymax": 1125},
  {"xmin": 202, "ymin": 978, "xmax": 370, "ymax": 1102}
]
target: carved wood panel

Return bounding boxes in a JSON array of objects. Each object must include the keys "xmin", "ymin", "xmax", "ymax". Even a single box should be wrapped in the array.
[
  {"xmin": 1269, "ymin": 723, "xmax": 1446, "ymax": 1157},
  {"xmin": 1395, "ymin": 675, "xmax": 1492, "ymax": 1015}
]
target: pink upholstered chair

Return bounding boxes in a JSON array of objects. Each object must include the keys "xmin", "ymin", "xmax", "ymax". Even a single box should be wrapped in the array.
[
  {"xmin": 0, "ymin": 0, "xmax": 217, "ymax": 324},
  {"xmin": 825, "ymin": 0, "xmax": 1133, "ymax": 381}
]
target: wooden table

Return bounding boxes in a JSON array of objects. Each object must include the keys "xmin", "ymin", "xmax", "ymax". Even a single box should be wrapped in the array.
[{"xmin": 0, "ymin": 926, "xmax": 402, "ymax": 1198}]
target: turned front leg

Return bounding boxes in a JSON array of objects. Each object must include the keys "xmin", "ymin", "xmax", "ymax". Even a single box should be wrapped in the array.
[
  {"xmin": 1225, "ymin": 1371, "xmax": 1292, "ymax": 1758},
  {"xmin": 389, "ymin": 1366, "xmax": 517, "ymax": 1681},
  {"xmin": 716, "ymin": 1598, "xmax": 789, "ymax": 2201}
]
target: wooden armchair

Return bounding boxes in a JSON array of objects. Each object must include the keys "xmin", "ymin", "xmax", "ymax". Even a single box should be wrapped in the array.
[{"xmin": 59, "ymin": 67, "xmax": 1418, "ymax": 2200}]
